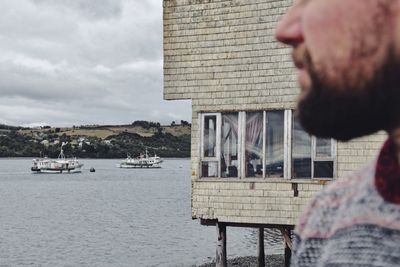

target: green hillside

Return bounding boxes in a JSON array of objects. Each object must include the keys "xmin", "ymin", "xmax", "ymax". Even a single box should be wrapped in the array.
[{"xmin": 0, "ymin": 121, "xmax": 191, "ymax": 158}]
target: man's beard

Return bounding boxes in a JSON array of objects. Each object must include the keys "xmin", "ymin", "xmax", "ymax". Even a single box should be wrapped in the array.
[{"xmin": 297, "ymin": 51, "xmax": 400, "ymax": 141}]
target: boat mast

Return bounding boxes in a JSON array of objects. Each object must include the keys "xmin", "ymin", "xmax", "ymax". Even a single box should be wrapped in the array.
[{"xmin": 58, "ymin": 142, "xmax": 67, "ymax": 159}]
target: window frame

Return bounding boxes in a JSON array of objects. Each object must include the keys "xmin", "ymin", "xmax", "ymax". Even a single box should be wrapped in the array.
[
  {"xmin": 199, "ymin": 110, "xmax": 337, "ymax": 180},
  {"xmin": 199, "ymin": 113, "xmax": 221, "ymax": 178},
  {"xmin": 311, "ymin": 136, "xmax": 337, "ymax": 179}
]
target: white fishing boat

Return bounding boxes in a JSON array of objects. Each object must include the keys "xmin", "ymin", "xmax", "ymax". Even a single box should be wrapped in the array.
[
  {"xmin": 117, "ymin": 149, "xmax": 163, "ymax": 168},
  {"xmin": 31, "ymin": 143, "xmax": 83, "ymax": 174}
]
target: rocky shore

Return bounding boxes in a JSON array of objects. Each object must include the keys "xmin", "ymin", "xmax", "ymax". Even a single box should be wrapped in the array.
[{"xmin": 195, "ymin": 254, "xmax": 284, "ymax": 267}]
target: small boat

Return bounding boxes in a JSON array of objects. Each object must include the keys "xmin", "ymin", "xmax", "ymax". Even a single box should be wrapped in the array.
[
  {"xmin": 31, "ymin": 143, "xmax": 83, "ymax": 174},
  {"xmin": 117, "ymin": 149, "xmax": 163, "ymax": 169},
  {"xmin": 90, "ymin": 167, "xmax": 96, "ymax": 172}
]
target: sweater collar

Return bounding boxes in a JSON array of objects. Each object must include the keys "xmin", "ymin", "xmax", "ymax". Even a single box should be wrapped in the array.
[{"xmin": 375, "ymin": 138, "xmax": 400, "ymax": 204}]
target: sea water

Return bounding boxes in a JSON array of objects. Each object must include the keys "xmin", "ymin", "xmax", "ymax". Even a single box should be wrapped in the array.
[{"xmin": 0, "ymin": 158, "xmax": 283, "ymax": 267}]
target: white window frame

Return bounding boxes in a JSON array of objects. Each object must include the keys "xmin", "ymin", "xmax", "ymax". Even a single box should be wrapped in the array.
[
  {"xmin": 199, "ymin": 113, "xmax": 221, "ymax": 177},
  {"xmin": 284, "ymin": 110, "xmax": 292, "ymax": 179},
  {"xmin": 311, "ymin": 137, "xmax": 337, "ymax": 179},
  {"xmin": 198, "ymin": 110, "xmax": 337, "ymax": 180},
  {"xmin": 238, "ymin": 112, "xmax": 245, "ymax": 179},
  {"xmin": 263, "ymin": 110, "xmax": 287, "ymax": 179},
  {"xmin": 290, "ymin": 110, "xmax": 337, "ymax": 180}
]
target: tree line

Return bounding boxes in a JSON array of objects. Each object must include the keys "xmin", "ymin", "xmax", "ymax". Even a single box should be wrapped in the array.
[{"xmin": 0, "ymin": 127, "xmax": 190, "ymax": 158}]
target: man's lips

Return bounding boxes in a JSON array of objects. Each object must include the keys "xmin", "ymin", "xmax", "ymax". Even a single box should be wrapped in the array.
[{"xmin": 293, "ymin": 59, "xmax": 306, "ymax": 78}]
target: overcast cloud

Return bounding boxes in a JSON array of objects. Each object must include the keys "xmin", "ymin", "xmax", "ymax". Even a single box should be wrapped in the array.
[{"xmin": 0, "ymin": 0, "xmax": 191, "ymax": 127}]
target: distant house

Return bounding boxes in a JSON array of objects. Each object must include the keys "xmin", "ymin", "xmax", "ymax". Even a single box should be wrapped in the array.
[
  {"xmin": 70, "ymin": 140, "xmax": 79, "ymax": 147},
  {"xmin": 40, "ymin": 140, "xmax": 49, "ymax": 147},
  {"xmin": 78, "ymin": 137, "xmax": 87, "ymax": 148},
  {"xmin": 78, "ymin": 141, "xmax": 91, "ymax": 149},
  {"xmin": 163, "ymin": 1, "xmax": 386, "ymax": 266}
]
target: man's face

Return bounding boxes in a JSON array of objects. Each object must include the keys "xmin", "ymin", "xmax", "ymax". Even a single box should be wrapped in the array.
[{"xmin": 276, "ymin": 0, "xmax": 400, "ymax": 141}]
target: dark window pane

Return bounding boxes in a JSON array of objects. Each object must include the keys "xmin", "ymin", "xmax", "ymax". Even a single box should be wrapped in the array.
[
  {"xmin": 293, "ymin": 158, "xmax": 312, "ymax": 178},
  {"xmin": 203, "ymin": 116, "xmax": 217, "ymax": 157},
  {"xmin": 292, "ymin": 117, "xmax": 312, "ymax": 178},
  {"xmin": 314, "ymin": 161, "xmax": 334, "ymax": 178},
  {"xmin": 245, "ymin": 112, "xmax": 263, "ymax": 178},
  {"xmin": 201, "ymin": 161, "xmax": 218, "ymax": 178},
  {"xmin": 265, "ymin": 111, "xmax": 284, "ymax": 178},
  {"xmin": 221, "ymin": 113, "xmax": 239, "ymax": 178}
]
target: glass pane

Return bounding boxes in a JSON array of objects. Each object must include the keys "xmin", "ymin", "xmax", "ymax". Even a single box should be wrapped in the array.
[
  {"xmin": 314, "ymin": 161, "xmax": 334, "ymax": 178},
  {"xmin": 265, "ymin": 111, "xmax": 284, "ymax": 178},
  {"xmin": 292, "ymin": 117, "xmax": 312, "ymax": 178},
  {"xmin": 316, "ymin": 138, "xmax": 332, "ymax": 157},
  {"xmin": 245, "ymin": 112, "xmax": 263, "ymax": 178},
  {"xmin": 221, "ymin": 113, "xmax": 239, "ymax": 178},
  {"xmin": 201, "ymin": 161, "xmax": 218, "ymax": 178},
  {"xmin": 203, "ymin": 115, "xmax": 217, "ymax": 158}
]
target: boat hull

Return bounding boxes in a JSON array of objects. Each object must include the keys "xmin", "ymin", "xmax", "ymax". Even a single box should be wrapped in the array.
[
  {"xmin": 31, "ymin": 167, "xmax": 83, "ymax": 174},
  {"xmin": 117, "ymin": 163, "xmax": 162, "ymax": 169}
]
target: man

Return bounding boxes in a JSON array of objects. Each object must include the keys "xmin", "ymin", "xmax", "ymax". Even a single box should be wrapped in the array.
[{"xmin": 275, "ymin": 0, "xmax": 400, "ymax": 266}]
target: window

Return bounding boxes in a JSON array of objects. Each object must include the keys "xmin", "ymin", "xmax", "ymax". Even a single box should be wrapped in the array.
[
  {"xmin": 203, "ymin": 115, "xmax": 217, "ymax": 158},
  {"xmin": 201, "ymin": 161, "xmax": 218, "ymax": 178},
  {"xmin": 265, "ymin": 111, "xmax": 284, "ymax": 178},
  {"xmin": 221, "ymin": 113, "xmax": 239, "ymax": 178},
  {"xmin": 200, "ymin": 114, "xmax": 220, "ymax": 178},
  {"xmin": 292, "ymin": 116, "xmax": 336, "ymax": 179},
  {"xmin": 245, "ymin": 112, "xmax": 263, "ymax": 178},
  {"xmin": 292, "ymin": 118, "xmax": 312, "ymax": 178},
  {"xmin": 199, "ymin": 110, "xmax": 336, "ymax": 179},
  {"xmin": 313, "ymin": 138, "xmax": 335, "ymax": 178}
]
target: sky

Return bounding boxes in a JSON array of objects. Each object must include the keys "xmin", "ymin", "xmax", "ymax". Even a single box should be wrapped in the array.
[{"xmin": 0, "ymin": 0, "xmax": 191, "ymax": 127}]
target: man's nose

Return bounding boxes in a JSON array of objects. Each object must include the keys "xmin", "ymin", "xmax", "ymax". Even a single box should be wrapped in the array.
[{"xmin": 275, "ymin": 6, "xmax": 304, "ymax": 46}]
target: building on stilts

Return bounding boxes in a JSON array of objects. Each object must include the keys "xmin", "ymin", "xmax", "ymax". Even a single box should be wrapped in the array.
[{"xmin": 162, "ymin": 1, "xmax": 386, "ymax": 266}]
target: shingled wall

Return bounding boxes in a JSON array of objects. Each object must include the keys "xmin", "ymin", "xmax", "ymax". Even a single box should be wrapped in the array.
[{"xmin": 163, "ymin": 0, "xmax": 387, "ymax": 226}]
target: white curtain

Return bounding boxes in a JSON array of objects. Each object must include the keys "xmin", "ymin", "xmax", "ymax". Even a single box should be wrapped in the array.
[{"xmin": 246, "ymin": 112, "xmax": 263, "ymax": 158}]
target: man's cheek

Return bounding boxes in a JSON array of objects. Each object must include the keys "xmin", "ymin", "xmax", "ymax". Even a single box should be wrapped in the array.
[{"xmin": 303, "ymin": 3, "xmax": 353, "ymax": 64}]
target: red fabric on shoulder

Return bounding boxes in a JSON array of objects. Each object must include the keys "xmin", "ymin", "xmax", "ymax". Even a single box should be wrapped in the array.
[{"xmin": 375, "ymin": 138, "xmax": 400, "ymax": 204}]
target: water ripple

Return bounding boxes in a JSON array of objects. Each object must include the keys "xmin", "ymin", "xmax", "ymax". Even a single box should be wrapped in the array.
[{"xmin": 0, "ymin": 158, "xmax": 282, "ymax": 266}]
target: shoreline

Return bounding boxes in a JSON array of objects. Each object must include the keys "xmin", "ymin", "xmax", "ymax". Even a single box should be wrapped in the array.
[
  {"xmin": 0, "ymin": 157, "xmax": 191, "ymax": 160},
  {"xmin": 194, "ymin": 255, "xmax": 284, "ymax": 267}
]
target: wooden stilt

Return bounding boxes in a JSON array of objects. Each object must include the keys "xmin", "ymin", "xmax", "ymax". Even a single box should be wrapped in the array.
[
  {"xmin": 216, "ymin": 222, "xmax": 227, "ymax": 267},
  {"xmin": 258, "ymin": 227, "xmax": 265, "ymax": 267},
  {"xmin": 278, "ymin": 227, "xmax": 293, "ymax": 250},
  {"xmin": 284, "ymin": 240, "xmax": 291, "ymax": 267},
  {"xmin": 279, "ymin": 227, "xmax": 292, "ymax": 267}
]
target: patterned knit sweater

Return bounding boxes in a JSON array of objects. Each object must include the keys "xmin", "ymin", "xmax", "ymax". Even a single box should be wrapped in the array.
[{"xmin": 291, "ymin": 138, "xmax": 400, "ymax": 267}]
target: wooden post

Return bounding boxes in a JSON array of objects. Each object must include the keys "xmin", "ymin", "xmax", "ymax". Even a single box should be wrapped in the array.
[
  {"xmin": 285, "ymin": 240, "xmax": 291, "ymax": 267},
  {"xmin": 216, "ymin": 222, "xmax": 227, "ymax": 267},
  {"xmin": 279, "ymin": 227, "xmax": 292, "ymax": 267},
  {"xmin": 258, "ymin": 227, "xmax": 265, "ymax": 267}
]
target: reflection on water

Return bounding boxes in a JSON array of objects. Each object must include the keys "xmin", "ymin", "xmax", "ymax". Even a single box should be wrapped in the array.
[
  {"xmin": 265, "ymin": 228, "xmax": 285, "ymax": 249},
  {"xmin": 0, "ymin": 158, "xmax": 283, "ymax": 267},
  {"xmin": 245, "ymin": 228, "xmax": 284, "ymax": 255}
]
